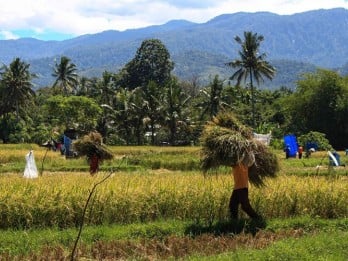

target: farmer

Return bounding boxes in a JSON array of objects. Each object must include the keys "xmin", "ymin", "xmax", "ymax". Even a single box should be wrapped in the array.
[
  {"xmin": 284, "ymin": 145, "xmax": 291, "ymax": 159},
  {"xmin": 89, "ymin": 153, "xmax": 100, "ymax": 175},
  {"xmin": 229, "ymin": 152, "xmax": 260, "ymax": 220},
  {"xmin": 298, "ymin": 145, "xmax": 303, "ymax": 159}
]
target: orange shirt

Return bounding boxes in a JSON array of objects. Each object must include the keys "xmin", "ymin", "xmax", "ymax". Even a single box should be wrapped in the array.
[{"xmin": 232, "ymin": 164, "xmax": 249, "ymax": 189}]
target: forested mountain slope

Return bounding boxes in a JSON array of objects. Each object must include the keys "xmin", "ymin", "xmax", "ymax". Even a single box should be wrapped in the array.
[{"xmin": 0, "ymin": 8, "xmax": 347, "ymax": 89}]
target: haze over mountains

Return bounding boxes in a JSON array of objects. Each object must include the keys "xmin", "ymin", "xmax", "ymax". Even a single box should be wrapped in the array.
[{"xmin": 1, "ymin": 8, "xmax": 348, "ymax": 89}]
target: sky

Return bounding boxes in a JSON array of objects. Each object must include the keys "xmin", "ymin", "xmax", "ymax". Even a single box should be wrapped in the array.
[{"xmin": 1, "ymin": 0, "xmax": 348, "ymax": 41}]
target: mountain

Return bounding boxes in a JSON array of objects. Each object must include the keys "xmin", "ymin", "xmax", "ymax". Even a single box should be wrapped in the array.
[{"xmin": 1, "ymin": 8, "xmax": 347, "ymax": 89}]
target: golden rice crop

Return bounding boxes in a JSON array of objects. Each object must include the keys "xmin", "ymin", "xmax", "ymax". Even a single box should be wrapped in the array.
[{"xmin": 0, "ymin": 172, "xmax": 346, "ymax": 230}]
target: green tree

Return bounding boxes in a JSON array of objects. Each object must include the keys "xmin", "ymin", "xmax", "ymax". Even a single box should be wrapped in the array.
[
  {"xmin": 227, "ymin": 31, "xmax": 275, "ymax": 127},
  {"xmin": 92, "ymin": 71, "xmax": 117, "ymax": 140},
  {"xmin": 76, "ymin": 76, "xmax": 92, "ymax": 96},
  {"xmin": 43, "ymin": 95, "xmax": 102, "ymax": 133},
  {"xmin": 52, "ymin": 56, "xmax": 78, "ymax": 95},
  {"xmin": 143, "ymin": 81, "xmax": 164, "ymax": 145},
  {"xmin": 98, "ymin": 71, "xmax": 116, "ymax": 104},
  {"xmin": 119, "ymin": 39, "xmax": 174, "ymax": 89},
  {"xmin": 163, "ymin": 77, "xmax": 191, "ymax": 145},
  {"xmin": 0, "ymin": 57, "xmax": 36, "ymax": 122},
  {"xmin": 111, "ymin": 88, "xmax": 135, "ymax": 145},
  {"xmin": 197, "ymin": 75, "xmax": 228, "ymax": 120},
  {"xmin": 285, "ymin": 69, "xmax": 348, "ymax": 148}
]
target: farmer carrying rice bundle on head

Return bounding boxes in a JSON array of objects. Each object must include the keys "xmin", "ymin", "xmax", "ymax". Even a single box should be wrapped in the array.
[
  {"xmin": 229, "ymin": 150, "xmax": 261, "ymax": 219},
  {"xmin": 201, "ymin": 112, "xmax": 279, "ymax": 220},
  {"xmin": 73, "ymin": 131, "xmax": 113, "ymax": 175}
]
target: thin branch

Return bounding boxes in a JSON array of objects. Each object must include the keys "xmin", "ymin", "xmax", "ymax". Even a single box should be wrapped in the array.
[
  {"xmin": 70, "ymin": 171, "xmax": 113, "ymax": 261},
  {"xmin": 40, "ymin": 147, "xmax": 50, "ymax": 176}
]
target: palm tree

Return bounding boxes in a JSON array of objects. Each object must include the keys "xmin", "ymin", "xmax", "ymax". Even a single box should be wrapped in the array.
[
  {"xmin": 0, "ymin": 58, "xmax": 36, "ymax": 121},
  {"xmin": 96, "ymin": 71, "xmax": 116, "ymax": 106},
  {"xmin": 227, "ymin": 31, "xmax": 275, "ymax": 127},
  {"xmin": 52, "ymin": 56, "xmax": 78, "ymax": 95},
  {"xmin": 197, "ymin": 75, "xmax": 228, "ymax": 120},
  {"xmin": 112, "ymin": 88, "xmax": 134, "ymax": 145},
  {"xmin": 163, "ymin": 77, "xmax": 191, "ymax": 145},
  {"xmin": 143, "ymin": 81, "xmax": 164, "ymax": 145}
]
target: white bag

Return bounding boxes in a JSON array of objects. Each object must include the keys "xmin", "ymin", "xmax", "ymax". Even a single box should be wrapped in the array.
[{"xmin": 23, "ymin": 150, "xmax": 38, "ymax": 178}]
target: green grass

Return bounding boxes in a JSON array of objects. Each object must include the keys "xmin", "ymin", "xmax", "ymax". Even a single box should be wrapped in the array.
[
  {"xmin": 194, "ymin": 230, "xmax": 348, "ymax": 260},
  {"xmin": 0, "ymin": 217, "xmax": 347, "ymax": 258},
  {"xmin": 0, "ymin": 220, "xmax": 187, "ymax": 256}
]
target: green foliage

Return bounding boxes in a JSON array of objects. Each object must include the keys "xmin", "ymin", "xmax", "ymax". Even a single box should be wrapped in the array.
[
  {"xmin": 118, "ymin": 39, "xmax": 174, "ymax": 89},
  {"xmin": 52, "ymin": 56, "xmax": 78, "ymax": 95},
  {"xmin": 227, "ymin": 31, "xmax": 276, "ymax": 127},
  {"xmin": 162, "ymin": 77, "xmax": 192, "ymax": 144},
  {"xmin": 0, "ymin": 58, "xmax": 36, "ymax": 121},
  {"xmin": 0, "ymin": 115, "xmax": 30, "ymax": 143},
  {"xmin": 43, "ymin": 95, "xmax": 102, "ymax": 132},
  {"xmin": 196, "ymin": 75, "xmax": 227, "ymax": 120},
  {"xmin": 298, "ymin": 131, "xmax": 333, "ymax": 151},
  {"xmin": 285, "ymin": 69, "xmax": 348, "ymax": 148}
]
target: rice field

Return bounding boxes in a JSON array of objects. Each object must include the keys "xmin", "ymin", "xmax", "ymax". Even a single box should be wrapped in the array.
[{"xmin": 0, "ymin": 144, "xmax": 347, "ymax": 259}]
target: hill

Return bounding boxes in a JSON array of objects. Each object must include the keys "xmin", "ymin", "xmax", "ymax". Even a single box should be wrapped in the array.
[{"xmin": 1, "ymin": 8, "xmax": 347, "ymax": 89}]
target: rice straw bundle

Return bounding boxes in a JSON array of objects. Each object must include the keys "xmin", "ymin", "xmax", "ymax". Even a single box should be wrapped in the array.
[
  {"xmin": 73, "ymin": 131, "xmax": 113, "ymax": 161},
  {"xmin": 209, "ymin": 111, "xmax": 253, "ymax": 139},
  {"xmin": 201, "ymin": 126, "xmax": 255, "ymax": 170},
  {"xmin": 248, "ymin": 141, "xmax": 279, "ymax": 187},
  {"xmin": 201, "ymin": 112, "xmax": 279, "ymax": 187}
]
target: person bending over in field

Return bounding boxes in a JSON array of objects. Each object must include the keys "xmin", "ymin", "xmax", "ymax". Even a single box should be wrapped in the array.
[{"xmin": 229, "ymin": 152, "xmax": 261, "ymax": 220}]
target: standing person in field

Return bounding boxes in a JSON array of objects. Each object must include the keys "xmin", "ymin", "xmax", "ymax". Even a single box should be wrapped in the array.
[
  {"xmin": 285, "ymin": 145, "xmax": 291, "ymax": 159},
  {"xmin": 298, "ymin": 145, "xmax": 303, "ymax": 159},
  {"xmin": 229, "ymin": 152, "xmax": 260, "ymax": 220},
  {"xmin": 89, "ymin": 152, "xmax": 100, "ymax": 175}
]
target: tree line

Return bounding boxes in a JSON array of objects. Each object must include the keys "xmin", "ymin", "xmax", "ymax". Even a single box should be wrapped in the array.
[{"xmin": 0, "ymin": 33, "xmax": 347, "ymax": 149}]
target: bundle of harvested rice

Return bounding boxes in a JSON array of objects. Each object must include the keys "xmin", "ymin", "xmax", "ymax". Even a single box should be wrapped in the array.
[
  {"xmin": 209, "ymin": 111, "xmax": 253, "ymax": 139},
  {"xmin": 201, "ymin": 126, "xmax": 255, "ymax": 170},
  {"xmin": 200, "ymin": 112, "xmax": 279, "ymax": 186},
  {"xmin": 248, "ymin": 141, "xmax": 279, "ymax": 187},
  {"xmin": 73, "ymin": 132, "xmax": 113, "ymax": 161}
]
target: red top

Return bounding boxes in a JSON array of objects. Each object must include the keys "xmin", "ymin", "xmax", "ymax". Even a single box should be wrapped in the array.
[{"xmin": 298, "ymin": 146, "xmax": 303, "ymax": 153}]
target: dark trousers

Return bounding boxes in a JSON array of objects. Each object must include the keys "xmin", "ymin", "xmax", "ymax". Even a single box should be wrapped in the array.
[{"xmin": 229, "ymin": 188, "xmax": 259, "ymax": 219}]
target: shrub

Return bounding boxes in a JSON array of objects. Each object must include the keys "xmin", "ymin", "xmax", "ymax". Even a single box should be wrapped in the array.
[{"xmin": 298, "ymin": 131, "xmax": 333, "ymax": 151}]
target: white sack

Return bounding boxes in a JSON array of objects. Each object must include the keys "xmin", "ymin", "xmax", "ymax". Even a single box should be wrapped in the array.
[
  {"xmin": 253, "ymin": 132, "xmax": 272, "ymax": 146},
  {"xmin": 23, "ymin": 150, "xmax": 38, "ymax": 178}
]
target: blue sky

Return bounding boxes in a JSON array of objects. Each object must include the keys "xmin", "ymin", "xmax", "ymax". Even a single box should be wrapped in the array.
[{"xmin": 1, "ymin": 0, "xmax": 348, "ymax": 41}]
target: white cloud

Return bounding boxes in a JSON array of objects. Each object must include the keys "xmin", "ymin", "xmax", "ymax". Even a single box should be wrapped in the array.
[
  {"xmin": 0, "ymin": 0, "xmax": 347, "ymax": 39},
  {"xmin": 0, "ymin": 30, "xmax": 19, "ymax": 40}
]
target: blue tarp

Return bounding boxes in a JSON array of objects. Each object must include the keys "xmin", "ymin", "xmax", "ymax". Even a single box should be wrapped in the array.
[
  {"xmin": 284, "ymin": 134, "xmax": 298, "ymax": 157},
  {"xmin": 306, "ymin": 142, "xmax": 318, "ymax": 151},
  {"xmin": 329, "ymin": 151, "xmax": 341, "ymax": 166}
]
